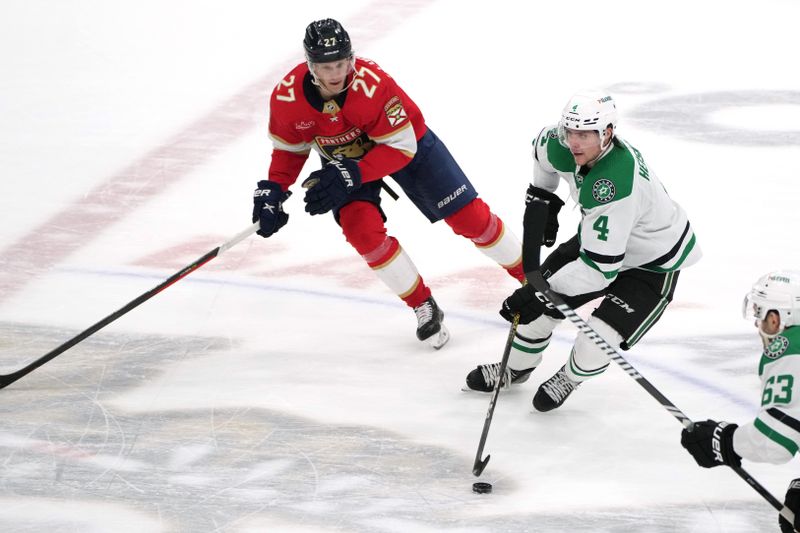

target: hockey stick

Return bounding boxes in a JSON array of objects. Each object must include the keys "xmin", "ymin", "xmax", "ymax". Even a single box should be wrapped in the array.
[
  {"xmin": 522, "ymin": 199, "xmax": 794, "ymax": 525},
  {"xmin": 0, "ymin": 221, "xmax": 260, "ymax": 390},
  {"xmin": 472, "ymin": 196, "xmax": 548, "ymax": 477},
  {"xmin": 472, "ymin": 310, "xmax": 521, "ymax": 476}
]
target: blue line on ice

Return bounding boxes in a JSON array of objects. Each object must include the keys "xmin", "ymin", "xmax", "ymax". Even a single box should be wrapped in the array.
[{"xmin": 58, "ymin": 265, "xmax": 758, "ymax": 413}]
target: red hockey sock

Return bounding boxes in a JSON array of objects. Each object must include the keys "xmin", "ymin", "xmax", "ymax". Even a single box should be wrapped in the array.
[
  {"xmin": 340, "ymin": 202, "xmax": 432, "ymax": 307},
  {"xmin": 444, "ymin": 198, "xmax": 524, "ymax": 282}
]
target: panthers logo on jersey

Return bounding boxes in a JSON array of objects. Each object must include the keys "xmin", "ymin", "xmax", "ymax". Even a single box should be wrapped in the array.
[{"xmin": 315, "ymin": 128, "xmax": 375, "ymax": 161}]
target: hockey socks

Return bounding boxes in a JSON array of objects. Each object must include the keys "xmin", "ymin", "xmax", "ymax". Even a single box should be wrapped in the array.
[
  {"xmin": 444, "ymin": 199, "xmax": 524, "ymax": 283},
  {"xmin": 340, "ymin": 202, "xmax": 433, "ymax": 308},
  {"xmin": 339, "ymin": 201, "xmax": 447, "ymax": 347},
  {"xmin": 361, "ymin": 236, "xmax": 431, "ymax": 308}
]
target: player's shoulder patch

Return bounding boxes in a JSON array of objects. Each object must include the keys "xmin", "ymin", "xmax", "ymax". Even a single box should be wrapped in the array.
[
  {"xmin": 759, "ymin": 329, "xmax": 800, "ymax": 374},
  {"xmin": 589, "ymin": 178, "xmax": 618, "ymax": 204},
  {"xmin": 383, "ymin": 95, "xmax": 408, "ymax": 127},
  {"xmin": 579, "ymin": 142, "xmax": 635, "ymax": 208},
  {"xmin": 764, "ymin": 335, "xmax": 790, "ymax": 359}
]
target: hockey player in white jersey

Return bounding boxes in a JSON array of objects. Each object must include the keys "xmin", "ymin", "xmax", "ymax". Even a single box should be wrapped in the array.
[
  {"xmin": 464, "ymin": 90, "xmax": 702, "ymax": 411},
  {"xmin": 681, "ymin": 271, "xmax": 800, "ymax": 533}
]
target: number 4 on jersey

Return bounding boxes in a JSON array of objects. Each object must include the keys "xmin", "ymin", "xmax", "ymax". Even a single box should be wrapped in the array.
[{"xmin": 593, "ymin": 215, "xmax": 610, "ymax": 241}]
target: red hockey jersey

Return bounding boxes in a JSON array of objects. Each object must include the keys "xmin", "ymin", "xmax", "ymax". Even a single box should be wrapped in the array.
[{"xmin": 266, "ymin": 57, "xmax": 428, "ymax": 190}]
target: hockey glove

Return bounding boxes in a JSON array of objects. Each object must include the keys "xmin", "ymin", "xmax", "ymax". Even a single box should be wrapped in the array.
[
  {"xmin": 499, "ymin": 284, "xmax": 565, "ymax": 324},
  {"xmin": 680, "ymin": 419, "xmax": 741, "ymax": 469},
  {"xmin": 302, "ymin": 157, "xmax": 362, "ymax": 215},
  {"xmin": 779, "ymin": 479, "xmax": 800, "ymax": 533},
  {"xmin": 526, "ymin": 185, "xmax": 565, "ymax": 247},
  {"xmin": 252, "ymin": 180, "xmax": 291, "ymax": 238}
]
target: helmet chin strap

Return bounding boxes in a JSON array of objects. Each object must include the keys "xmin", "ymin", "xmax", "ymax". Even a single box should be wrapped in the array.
[
  {"xmin": 757, "ymin": 320, "xmax": 785, "ymax": 348},
  {"xmin": 308, "ymin": 57, "xmax": 357, "ymax": 97}
]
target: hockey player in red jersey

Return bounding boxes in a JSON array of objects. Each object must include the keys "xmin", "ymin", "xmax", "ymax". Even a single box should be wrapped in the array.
[{"xmin": 252, "ymin": 18, "xmax": 524, "ymax": 348}]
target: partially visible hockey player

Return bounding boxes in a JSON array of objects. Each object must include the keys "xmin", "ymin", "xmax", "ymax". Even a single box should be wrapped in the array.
[
  {"xmin": 464, "ymin": 91, "xmax": 702, "ymax": 411},
  {"xmin": 681, "ymin": 271, "xmax": 800, "ymax": 533},
  {"xmin": 252, "ymin": 19, "xmax": 524, "ymax": 349}
]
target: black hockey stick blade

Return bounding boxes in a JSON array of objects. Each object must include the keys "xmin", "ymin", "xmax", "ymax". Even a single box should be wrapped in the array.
[
  {"xmin": 0, "ymin": 222, "xmax": 259, "ymax": 389},
  {"xmin": 473, "ymin": 454, "xmax": 490, "ymax": 477}
]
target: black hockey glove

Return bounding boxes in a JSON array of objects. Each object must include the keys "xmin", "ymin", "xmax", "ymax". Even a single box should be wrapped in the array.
[
  {"xmin": 779, "ymin": 479, "xmax": 800, "ymax": 533},
  {"xmin": 680, "ymin": 419, "xmax": 741, "ymax": 469},
  {"xmin": 526, "ymin": 185, "xmax": 565, "ymax": 247},
  {"xmin": 499, "ymin": 284, "xmax": 565, "ymax": 324},
  {"xmin": 302, "ymin": 157, "xmax": 362, "ymax": 215},
  {"xmin": 252, "ymin": 180, "xmax": 291, "ymax": 238}
]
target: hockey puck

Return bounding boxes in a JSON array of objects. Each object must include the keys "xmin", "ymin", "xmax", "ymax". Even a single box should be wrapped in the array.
[{"xmin": 472, "ymin": 482, "xmax": 493, "ymax": 494}]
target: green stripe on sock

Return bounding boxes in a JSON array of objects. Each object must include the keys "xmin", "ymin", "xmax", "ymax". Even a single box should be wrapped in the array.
[
  {"xmin": 511, "ymin": 341, "xmax": 548, "ymax": 354},
  {"xmin": 568, "ymin": 352, "xmax": 608, "ymax": 378}
]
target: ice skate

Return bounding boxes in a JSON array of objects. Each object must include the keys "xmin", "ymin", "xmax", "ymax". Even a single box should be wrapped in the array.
[
  {"xmin": 414, "ymin": 297, "xmax": 449, "ymax": 349},
  {"xmin": 463, "ymin": 363, "xmax": 534, "ymax": 392},
  {"xmin": 532, "ymin": 365, "xmax": 581, "ymax": 412}
]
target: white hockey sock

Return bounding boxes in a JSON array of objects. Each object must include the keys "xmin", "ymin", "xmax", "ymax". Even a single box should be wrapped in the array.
[
  {"xmin": 364, "ymin": 241, "xmax": 423, "ymax": 299},
  {"xmin": 508, "ymin": 315, "xmax": 560, "ymax": 370},
  {"xmin": 472, "ymin": 215, "xmax": 522, "ymax": 270},
  {"xmin": 566, "ymin": 318, "xmax": 622, "ymax": 382}
]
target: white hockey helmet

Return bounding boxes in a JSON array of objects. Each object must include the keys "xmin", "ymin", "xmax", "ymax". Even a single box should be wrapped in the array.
[
  {"xmin": 558, "ymin": 91, "xmax": 618, "ymax": 149},
  {"xmin": 742, "ymin": 270, "xmax": 800, "ymax": 331}
]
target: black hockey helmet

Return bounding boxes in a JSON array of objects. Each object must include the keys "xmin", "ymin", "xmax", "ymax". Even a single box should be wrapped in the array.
[{"xmin": 303, "ymin": 19, "xmax": 352, "ymax": 63}]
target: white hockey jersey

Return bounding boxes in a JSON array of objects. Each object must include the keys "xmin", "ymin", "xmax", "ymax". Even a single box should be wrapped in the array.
[
  {"xmin": 733, "ymin": 326, "xmax": 800, "ymax": 464},
  {"xmin": 532, "ymin": 126, "xmax": 702, "ymax": 296}
]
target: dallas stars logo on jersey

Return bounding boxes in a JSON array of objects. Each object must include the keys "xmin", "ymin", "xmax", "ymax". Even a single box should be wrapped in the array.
[
  {"xmin": 592, "ymin": 179, "xmax": 616, "ymax": 203},
  {"xmin": 764, "ymin": 335, "xmax": 790, "ymax": 359}
]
